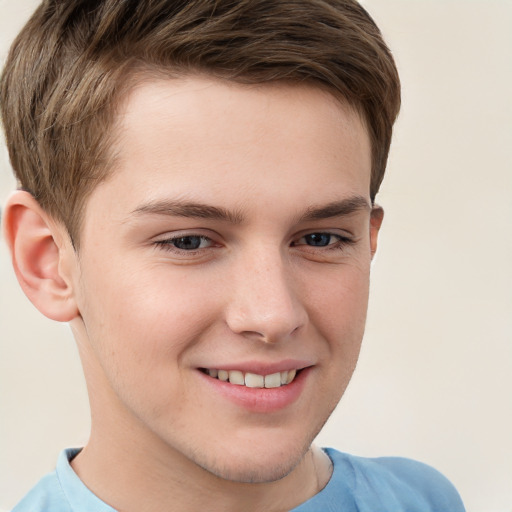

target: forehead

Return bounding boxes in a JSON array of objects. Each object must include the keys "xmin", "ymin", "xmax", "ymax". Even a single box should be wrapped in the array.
[{"xmin": 88, "ymin": 76, "xmax": 372, "ymax": 221}]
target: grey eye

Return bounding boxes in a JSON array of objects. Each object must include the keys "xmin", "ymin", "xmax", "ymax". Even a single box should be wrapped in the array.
[
  {"xmin": 304, "ymin": 233, "xmax": 334, "ymax": 247},
  {"xmin": 172, "ymin": 236, "xmax": 203, "ymax": 250}
]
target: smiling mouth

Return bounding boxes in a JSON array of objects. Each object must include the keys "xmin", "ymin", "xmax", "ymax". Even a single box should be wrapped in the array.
[{"xmin": 200, "ymin": 368, "xmax": 298, "ymax": 388}]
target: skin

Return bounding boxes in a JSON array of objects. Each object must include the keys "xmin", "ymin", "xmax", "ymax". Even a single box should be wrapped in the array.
[{"xmin": 4, "ymin": 76, "xmax": 383, "ymax": 512}]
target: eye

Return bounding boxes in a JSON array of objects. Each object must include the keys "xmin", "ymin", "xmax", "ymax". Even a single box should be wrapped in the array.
[
  {"xmin": 155, "ymin": 235, "xmax": 213, "ymax": 252},
  {"xmin": 302, "ymin": 233, "xmax": 337, "ymax": 247},
  {"xmin": 291, "ymin": 231, "xmax": 356, "ymax": 256},
  {"xmin": 294, "ymin": 232, "xmax": 343, "ymax": 247}
]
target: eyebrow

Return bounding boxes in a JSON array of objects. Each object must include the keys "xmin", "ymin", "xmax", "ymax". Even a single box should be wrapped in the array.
[
  {"xmin": 299, "ymin": 196, "xmax": 371, "ymax": 221},
  {"xmin": 131, "ymin": 199, "xmax": 244, "ymax": 224},
  {"xmin": 130, "ymin": 195, "xmax": 370, "ymax": 224}
]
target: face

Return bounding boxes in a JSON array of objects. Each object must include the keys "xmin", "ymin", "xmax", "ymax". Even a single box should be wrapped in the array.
[{"xmin": 69, "ymin": 77, "xmax": 380, "ymax": 483}]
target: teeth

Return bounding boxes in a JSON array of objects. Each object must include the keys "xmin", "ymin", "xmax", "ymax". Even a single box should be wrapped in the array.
[
  {"xmin": 228, "ymin": 370, "xmax": 245, "ymax": 386},
  {"xmin": 286, "ymin": 369, "xmax": 296, "ymax": 384},
  {"xmin": 264, "ymin": 372, "xmax": 281, "ymax": 388},
  {"xmin": 245, "ymin": 372, "xmax": 264, "ymax": 388},
  {"xmin": 205, "ymin": 368, "xmax": 299, "ymax": 388}
]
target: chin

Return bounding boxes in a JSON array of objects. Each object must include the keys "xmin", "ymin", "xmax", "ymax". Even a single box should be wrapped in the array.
[
  {"xmin": 190, "ymin": 430, "xmax": 315, "ymax": 484},
  {"xmin": 203, "ymin": 450, "xmax": 305, "ymax": 484}
]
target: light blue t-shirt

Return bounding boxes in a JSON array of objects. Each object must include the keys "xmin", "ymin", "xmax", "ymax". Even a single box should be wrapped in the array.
[{"xmin": 12, "ymin": 447, "xmax": 465, "ymax": 511}]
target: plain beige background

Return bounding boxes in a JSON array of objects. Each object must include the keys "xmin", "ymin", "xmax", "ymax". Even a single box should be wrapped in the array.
[{"xmin": 1, "ymin": 1, "xmax": 511, "ymax": 511}]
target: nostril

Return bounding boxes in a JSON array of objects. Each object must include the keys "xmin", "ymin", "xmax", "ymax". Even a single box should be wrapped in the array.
[{"xmin": 240, "ymin": 330, "xmax": 270, "ymax": 343}]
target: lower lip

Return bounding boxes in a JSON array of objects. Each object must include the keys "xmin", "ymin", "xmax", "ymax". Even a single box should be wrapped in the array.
[{"xmin": 197, "ymin": 368, "xmax": 311, "ymax": 414}]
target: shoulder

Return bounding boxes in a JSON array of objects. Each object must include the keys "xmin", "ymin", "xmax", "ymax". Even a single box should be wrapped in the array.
[
  {"xmin": 10, "ymin": 448, "xmax": 116, "ymax": 512},
  {"xmin": 324, "ymin": 448, "xmax": 466, "ymax": 511},
  {"xmin": 11, "ymin": 471, "xmax": 69, "ymax": 512}
]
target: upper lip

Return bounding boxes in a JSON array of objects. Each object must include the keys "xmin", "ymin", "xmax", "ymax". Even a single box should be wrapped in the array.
[{"xmin": 198, "ymin": 359, "xmax": 314, "ymax": 376}]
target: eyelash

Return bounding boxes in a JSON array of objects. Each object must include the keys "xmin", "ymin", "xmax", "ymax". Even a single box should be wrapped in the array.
[
  {"xmin": 292, "ymin": 233, "xmax": 355, "ymax": 251},
  {"xmin": 154, "ymin": 232, "xmax": 355, "ymax": 255},
  {"xmin": 154, "ymin": 235, "xmax": 214, "ymax": 254}
]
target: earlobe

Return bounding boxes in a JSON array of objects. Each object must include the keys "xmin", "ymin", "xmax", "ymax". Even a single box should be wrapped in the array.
[
  {"xmin": 369, "ymin": 205, "xmax": 384, "ymax": 259},
  {"xmin": 3, "ymin": 190, "xmax": 79, "ymax": 322}
]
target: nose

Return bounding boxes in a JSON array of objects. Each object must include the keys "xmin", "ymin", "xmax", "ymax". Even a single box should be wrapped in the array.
[{"xmin": 225, "ymin": 248, "xmax": 308, "ymax": 344}]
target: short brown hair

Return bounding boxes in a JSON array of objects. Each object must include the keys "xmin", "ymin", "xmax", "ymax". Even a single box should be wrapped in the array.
[{"xmin": 0, "ymin": 0, "xmax": 400, "ymax": 248}]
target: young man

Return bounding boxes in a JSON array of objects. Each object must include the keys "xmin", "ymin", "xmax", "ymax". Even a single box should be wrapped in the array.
[{"xmin": 1, "ymin": 1, "xmax": 465, "ymax": 510}]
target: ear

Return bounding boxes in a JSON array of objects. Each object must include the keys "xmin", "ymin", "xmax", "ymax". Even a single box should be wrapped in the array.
[
  {"xmin": 3, "ymin": 190, "xmax": 79, "ymax": 322},
  {"xmin": 369, "ymin": 205, "xmax": 384, "ymax": 259}
]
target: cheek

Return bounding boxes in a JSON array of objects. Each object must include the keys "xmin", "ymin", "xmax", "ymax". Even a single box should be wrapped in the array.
[
  {"xmin": 76, "ymin": 263, "xmax": 218, "ymax": 375},
  {"xmin": 308, "ymin": 266, "xmax": 369, "ymax": 405},
  {"xmin": 74, "ymin": 265, "xmax": 220, "ymax": 422},
  {"xmin": 305, "ymin": 261, "xmax": 371, "ymax": 339}
]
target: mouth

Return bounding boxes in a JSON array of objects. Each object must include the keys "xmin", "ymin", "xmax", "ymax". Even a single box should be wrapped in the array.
[{"xmin": 200, "ymin": 368, "xmax": 299, "ymax": 388}]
